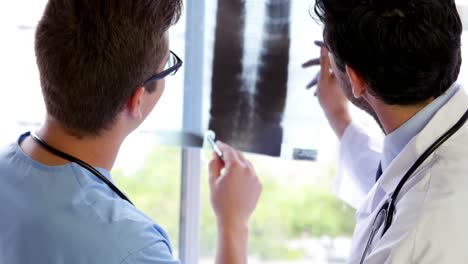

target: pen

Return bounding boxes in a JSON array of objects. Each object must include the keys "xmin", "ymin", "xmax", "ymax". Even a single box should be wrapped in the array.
[{"xmin": 206, "ymin": 131, "xmax": 224, "ymax": 160}]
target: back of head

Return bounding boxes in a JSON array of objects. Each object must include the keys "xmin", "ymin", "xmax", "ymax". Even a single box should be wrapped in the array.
[
  {"xmin": 35, "ymin": 0, "xmax": 182, "ymax": 137},
  {"xmin": 314, "ymin": 0, "xmax": 463, "ymax": 105}
]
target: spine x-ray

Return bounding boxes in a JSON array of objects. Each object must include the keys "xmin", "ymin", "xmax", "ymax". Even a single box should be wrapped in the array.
[{"xmin": 208, "ymin": 0, "xmax": 317, "ymax": 160}]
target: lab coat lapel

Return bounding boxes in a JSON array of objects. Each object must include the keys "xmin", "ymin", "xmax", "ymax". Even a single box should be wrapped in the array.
[
  {"xmin": 355, "ymin": 87, "xmax": 467, "ymax": 220},
  {"xmin": 349, "ymin": 87, "xmax": 468, "ymax": 263},
  {"xmin": 378, "ymin": 87, "xmax": 468, "ymax": 200},
  {"xmin": 356, "ymin": 183, "xmax": 382, "ymax": 216}
]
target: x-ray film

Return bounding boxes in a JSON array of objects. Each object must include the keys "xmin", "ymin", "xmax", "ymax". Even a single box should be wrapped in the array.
[{"xmin": 205, "ymin": 0, "xmax": 324, "ymax": 160}]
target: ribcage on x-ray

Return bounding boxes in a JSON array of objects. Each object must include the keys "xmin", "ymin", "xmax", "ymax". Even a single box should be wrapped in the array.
[{"xmin": 209, "ymin": 0, "xmax": 291, "ymax": 156}]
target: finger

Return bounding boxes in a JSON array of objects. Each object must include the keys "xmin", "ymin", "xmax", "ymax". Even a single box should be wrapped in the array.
[
  {"xmin": 302, "ymin": 57, "xmax": 320, "ymax": 68},
  {"xmin": 216, "ymin": 141, "xmax": 240, "ymax": 167},
  {"xmin": 208, "ymin": 153, "xmax": 223, "ymax": 186},
  {"xmin": 320, "ymin": 47, "xmax": 331, "ymax": 80},
  {"xmin": 306, "ymin": 78, "xmax": 318, "ymax": 89},
  {"xmin": 245, "ymin": 160, "xmax": 255, "ymax": 172},
  {"xmin": 236, "ymin": 150, "xmax": 247, "ymax": 164},
  {"xmin": 314, "ymin": 40, "xmax": 325, "ymax": 47},
  {"xmin": 306, "ymin": 72, "xmax": 320, "ymax": 89}
]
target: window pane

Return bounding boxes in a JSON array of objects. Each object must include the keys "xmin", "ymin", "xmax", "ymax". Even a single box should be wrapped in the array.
[{"xmin": 0, "ymin": 1, "xmax": 47, "ymax": 142}]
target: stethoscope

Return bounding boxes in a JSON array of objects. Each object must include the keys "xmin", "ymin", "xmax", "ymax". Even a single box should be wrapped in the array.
[
  {"xmin": 30, "ymin": 132, "xmax": 134, "ymax": 206},
  {"xmin": 360, "ymin": 108, "xmax": 468, "ymax": 263}
]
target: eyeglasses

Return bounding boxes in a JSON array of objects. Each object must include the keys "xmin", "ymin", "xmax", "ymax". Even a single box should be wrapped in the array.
[{"xmin": 142, "ymin": 50, "xmax": 183, "ymax": 86}]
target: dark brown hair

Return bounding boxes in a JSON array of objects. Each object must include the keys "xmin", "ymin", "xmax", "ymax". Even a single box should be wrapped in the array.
[{"xmin": 35, "ymin": 0, "xmax": 182, "ymax": 137}]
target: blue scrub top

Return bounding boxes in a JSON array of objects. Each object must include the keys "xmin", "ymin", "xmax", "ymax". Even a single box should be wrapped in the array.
[{"xmin": 0, "ymin": 133, "xmax": 180, "ymax": 264}]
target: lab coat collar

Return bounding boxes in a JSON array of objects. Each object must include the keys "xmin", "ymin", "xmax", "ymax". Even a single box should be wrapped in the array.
[{"xmin": 377, "ymin": 86, "xmax": 468, "ymax": 200}]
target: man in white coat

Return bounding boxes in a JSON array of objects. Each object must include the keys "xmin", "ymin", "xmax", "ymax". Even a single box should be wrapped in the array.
[{"xmin": 312, "ymin": 0, "xmax": 467, "ymax": 263}]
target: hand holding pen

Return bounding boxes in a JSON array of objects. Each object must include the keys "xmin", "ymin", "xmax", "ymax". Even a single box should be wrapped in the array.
[
  {"xmin": 303, "ymin": 40, "xmax": 352, "ymax": 138},
  {"xmin": 208, "ymin": 139, "xmax": 262, "ymax": 264}
]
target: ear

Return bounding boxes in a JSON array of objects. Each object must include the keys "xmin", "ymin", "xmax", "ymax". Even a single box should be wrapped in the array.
[
  {"xmin": 127, "ymin": 86, "xmax": 146, "ymax": 119},
  {"xmin": 346, "ymin": 65, "xmax": 367, "ymax": 98}
]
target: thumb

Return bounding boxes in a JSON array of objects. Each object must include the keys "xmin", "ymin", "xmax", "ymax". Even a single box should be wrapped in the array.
[{"xmin": 208, "ymin": 153, "xmax": 223, "ymax": 187}]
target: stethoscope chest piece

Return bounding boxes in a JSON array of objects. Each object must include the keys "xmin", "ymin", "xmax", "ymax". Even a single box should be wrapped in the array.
[{"xmin": 360, "ymin": 198, "xmax": 391, "ymax": 264}]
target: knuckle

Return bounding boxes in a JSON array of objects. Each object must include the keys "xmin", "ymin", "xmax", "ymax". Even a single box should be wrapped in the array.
[
  {"xmin": 230, "ymin": 161, "xmax": 242, "ymax": 170},
  {"xmin": 241, "ymin": 163, "xmax": 251, "ymax": 173}
]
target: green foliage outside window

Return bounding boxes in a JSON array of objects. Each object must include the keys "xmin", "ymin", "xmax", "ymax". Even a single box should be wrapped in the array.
[{"xmin": 113, "ymin": 146, "xmax": 355, "ymax": 260}]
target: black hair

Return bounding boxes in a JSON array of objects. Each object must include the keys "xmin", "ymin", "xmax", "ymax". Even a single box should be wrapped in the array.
[{"xmin": 314, "ymin": 0, "xmax": 462, "ymax": 105}]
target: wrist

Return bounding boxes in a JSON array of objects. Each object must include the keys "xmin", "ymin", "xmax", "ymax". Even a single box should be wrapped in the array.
[
  {"xmin": 326, "ymin": 108, "xmax": 351, "ymax": 139},
  {"xmin": 217, "ymin": 218, "xmax": 249, "ymax": 236},
  {"xmin": 324, "ymin": 105, "xmax": 348, "ymax": 120},
  {"xmin": 215, "ymin": 220, "xmax": 249, "ymax": 264}
]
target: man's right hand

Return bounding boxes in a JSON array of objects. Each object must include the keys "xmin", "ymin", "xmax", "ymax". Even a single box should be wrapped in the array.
[
  {"xmin": 209, "ymin": 142, "xmax": 262, "ymax": 264},
  {"xmin": 303, "ymin": 42, "xmax": 352, "ymax": 138}
]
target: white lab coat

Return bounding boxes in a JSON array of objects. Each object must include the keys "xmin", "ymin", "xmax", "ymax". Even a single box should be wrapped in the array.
[{"xmin": 333, "ymin": 87, "xmax": 468, "ymax": 263}]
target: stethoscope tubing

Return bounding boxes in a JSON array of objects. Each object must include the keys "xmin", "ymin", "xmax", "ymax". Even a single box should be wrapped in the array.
[
  {"xmin": 30, "ymin": 132, "xmax": 134, "ymax": 206},
  {"xmin": 360, "ymin": 108, "xmax": 468, "ymax": 263}
]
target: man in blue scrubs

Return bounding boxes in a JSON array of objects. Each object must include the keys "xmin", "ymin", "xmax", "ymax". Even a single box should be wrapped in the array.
[{"xmin": 0, "ymin": 1, "xmax": 262, "ymax": 263}]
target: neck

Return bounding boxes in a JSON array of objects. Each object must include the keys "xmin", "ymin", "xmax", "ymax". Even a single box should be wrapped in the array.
[
  {"xmin": 372, "ymin": 98, "xmax": 434, "ymax": 135},
  {"xmin": 21, "ymin": 117, "xmax": 126, "ymax": 171}
]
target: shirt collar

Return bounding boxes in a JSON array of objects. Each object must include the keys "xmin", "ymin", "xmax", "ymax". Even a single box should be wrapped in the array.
[
  {"xmin": 381, "ymin": 84, "xmax": 460, "ymax": 170},
  {"xmin": 17, "ymin": 131, "xmax": 114, "ymax": 182},
  {"xmin": 378, "ymin": 85, "xmax": 467, "ymax": 196}
]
